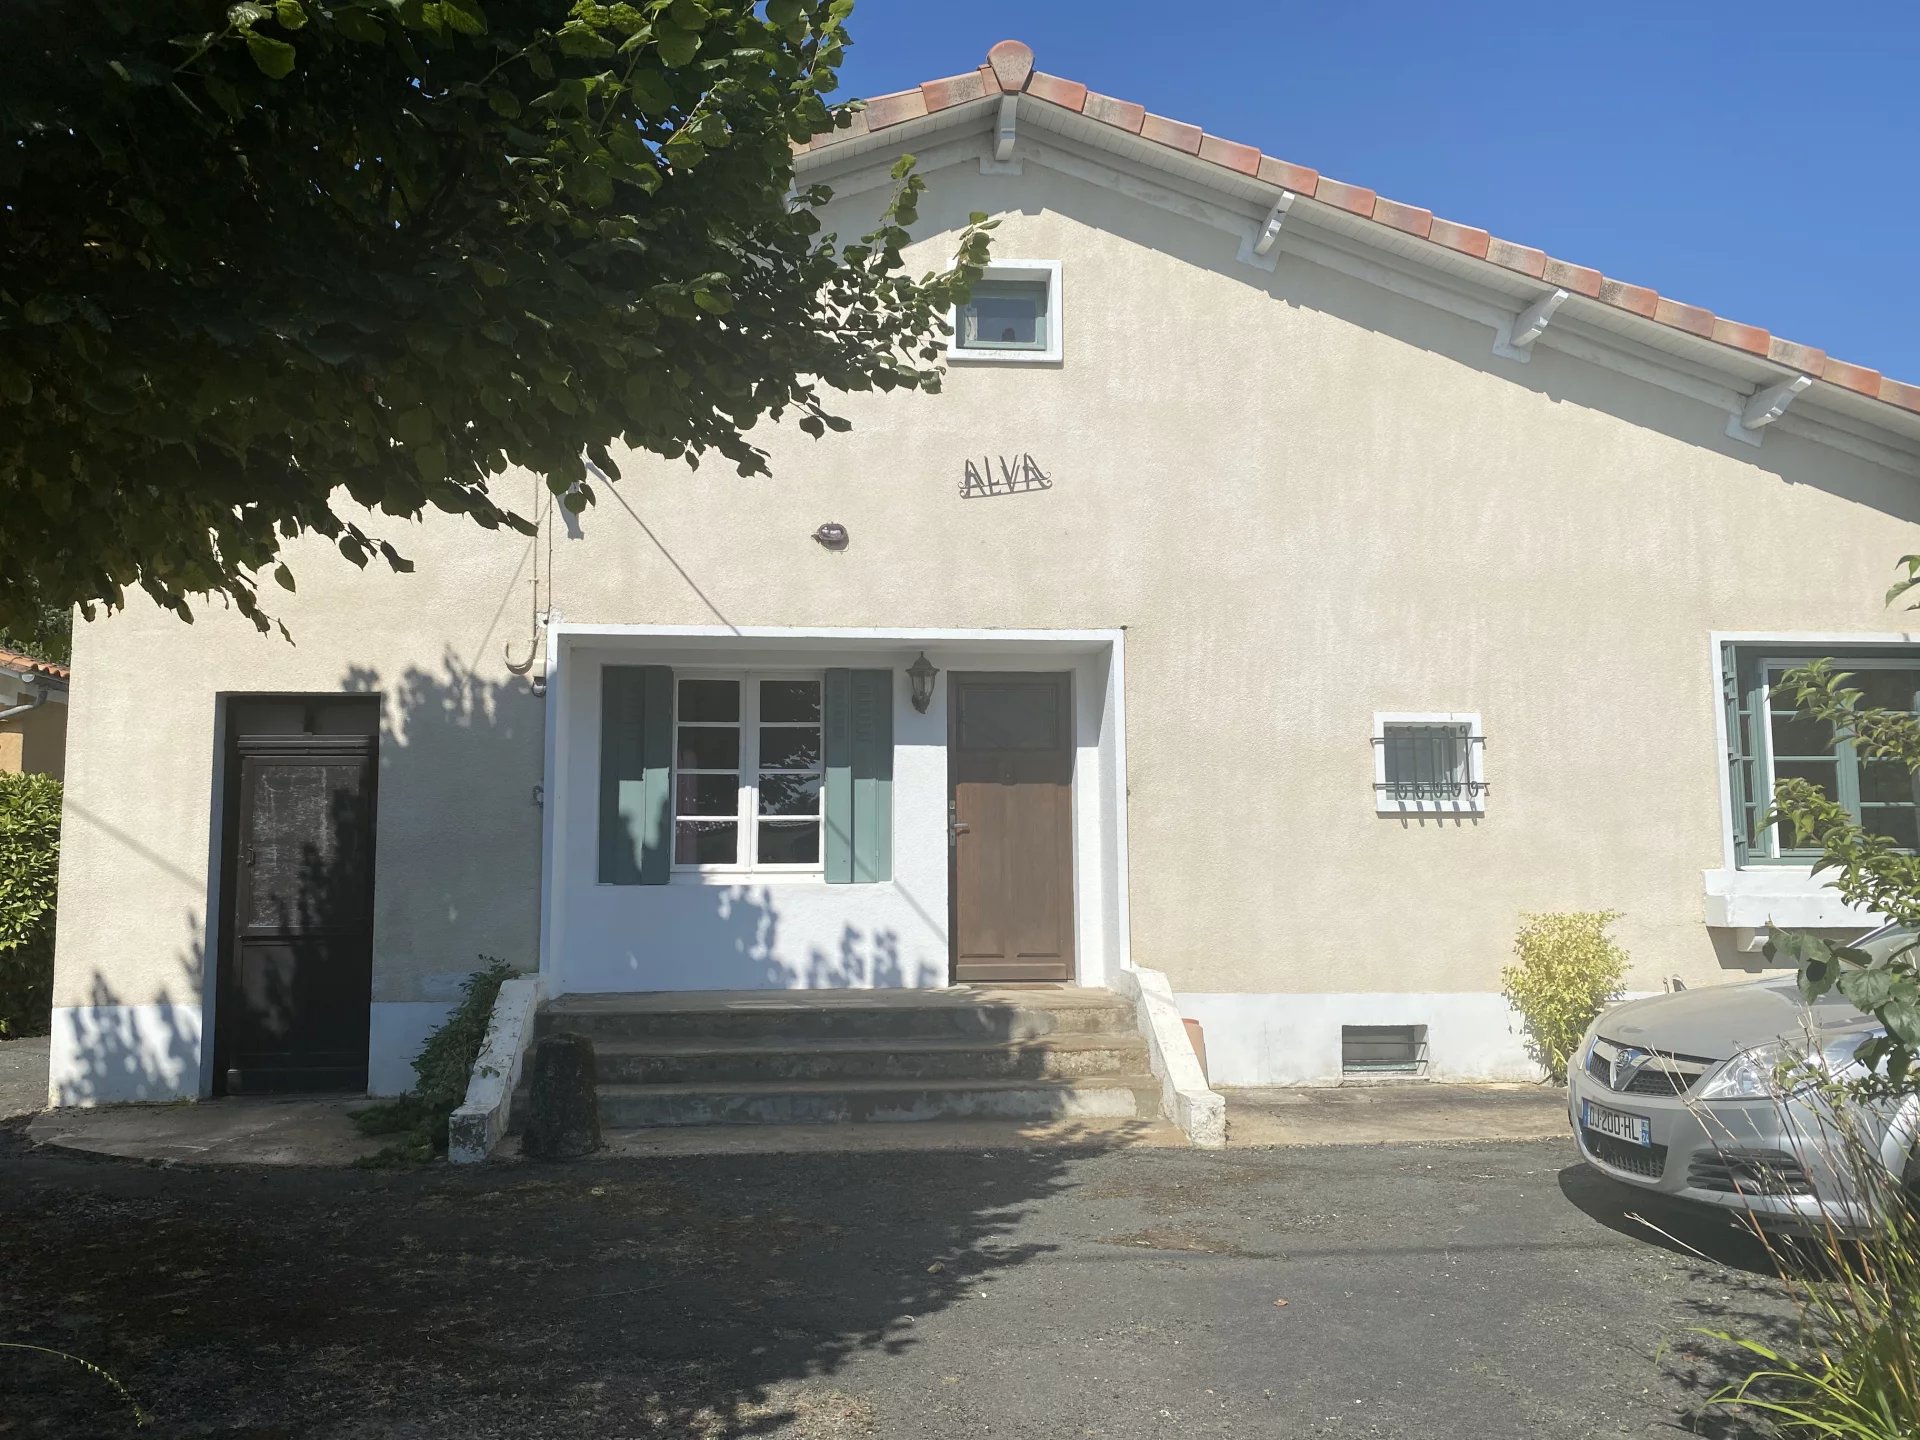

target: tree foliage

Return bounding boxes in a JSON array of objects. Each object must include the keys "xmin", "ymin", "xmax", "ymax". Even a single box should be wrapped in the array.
[
  {"xmin": 1501, "ymin": 911, "xmax": 1628, "ymax": 1082},
  {"xmin": 0, "ymin": 0, "xmax": 993, "ymax": 634},
  {"xmin": 1766, "ymin": 584, "xmax": 1920, "ymax": 1097},
  {"xmin": 0, "ymin": 772, "xmax": 62, "ymax": 1036}
]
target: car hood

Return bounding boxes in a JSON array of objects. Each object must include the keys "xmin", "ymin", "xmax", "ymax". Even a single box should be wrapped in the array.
[{"xmin": 1596, "ymin": 975, "xmax": 1867, "ymax": 1060}]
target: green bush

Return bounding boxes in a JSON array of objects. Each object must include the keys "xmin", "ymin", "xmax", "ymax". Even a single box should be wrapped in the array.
[
  {"xmin": 1501, "ymin": 911, "xmax": 1628, "ymax": 1082},
  {"xmin": 352, "ymin": 957, "xmax": 514, "ymax": 1165},
  {"xmin": 0, "ymin": 772, "xmax": 61, "ymax": 1037}
]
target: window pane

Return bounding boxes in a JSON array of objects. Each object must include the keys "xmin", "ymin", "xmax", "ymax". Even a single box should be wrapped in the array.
[
  {"xmin": 1860, "ymin": 759, "xmax": 1918, "ymax": 805},
  {"xmin": 759, "ymin": 726, "xmax": 822, "ymax": 770},
  {"xmin": 960, "ymin": 281, "xmax": 1047, "ymax": 349},
  {"xmin": 1774, "ymin": 760, "xmax": 1841, "ymax": 806},
  {"xmin": 675, "ymin": 773, "xmax": 738, "ymax": 817},
  {"xmin": 1850, "ymin": 669, "xmax": 1920, "ymax": 714},
  {"xmin": 1768, "ymin": 705, "xmax": 1835, "ymax": 759},
  {"xmin": 758, "ymin": 773, "xmax": 822, "ymax": 817},
  {"xmin": 677, "ymin": 726, "xmax": 740, "ymax": 770},
  {"xmin": 1383, "ymin": 725, "xmax": 1467, "ymax": 798},
  {"xmin": 1861, "ymin": 806, "xmax": 1920, "ymax": 850},
  {"xmin": 677, "ymin": 678, "xmax": 739, "ymax": 722},
  {"xmin": 674, "ymin": 820, "xmax": 737, "ymax": 865},
  {"xmin": 958, "ymin": 685, "xmax": 1059, "ymax": 750},
  {"xmin": 760, "ymin": 680, "xmax": 821, "ymax": 724},
  {"xmin": 758, "ymin": 820, "xmax": 820, "ymax": 865}
]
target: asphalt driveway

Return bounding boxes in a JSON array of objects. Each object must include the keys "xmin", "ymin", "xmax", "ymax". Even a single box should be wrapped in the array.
[{"xmin": 0, "ymin": 1123, "xmax": 1794, "ymax": 1438}]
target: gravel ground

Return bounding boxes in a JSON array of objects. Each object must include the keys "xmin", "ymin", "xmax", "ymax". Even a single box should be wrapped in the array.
[{"xmin": 0, "ymin": 1121, "xmax": 1796, "ymax": 1438}]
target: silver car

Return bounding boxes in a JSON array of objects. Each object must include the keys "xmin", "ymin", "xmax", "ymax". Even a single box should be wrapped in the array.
[{"xmin": 1568, "ymin": 926, "xmax": 1920, "ymax": 1230}]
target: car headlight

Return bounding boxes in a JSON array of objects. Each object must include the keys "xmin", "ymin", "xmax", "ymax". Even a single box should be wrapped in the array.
[{"xmin": 1695, "ymin": 1032, "xmax": 1885, "ymax": 1102}]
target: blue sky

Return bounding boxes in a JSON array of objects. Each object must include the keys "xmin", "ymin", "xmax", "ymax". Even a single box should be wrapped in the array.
[{"xmin": 835, "ymin": 2, "xmax": 1920, "ymax": 381}]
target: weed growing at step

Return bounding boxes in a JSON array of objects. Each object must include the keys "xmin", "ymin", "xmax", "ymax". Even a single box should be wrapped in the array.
[{"xmin": 353, "ymin": 957, "xmax": 514, "ymax": 1165}]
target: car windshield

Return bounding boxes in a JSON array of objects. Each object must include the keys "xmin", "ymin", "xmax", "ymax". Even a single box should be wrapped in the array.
[{"xmin": 1851, "ymin": 923, "xmax": 1918, "ymax": 967}]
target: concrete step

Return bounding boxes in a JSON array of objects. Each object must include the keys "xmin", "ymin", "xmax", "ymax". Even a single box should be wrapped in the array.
[
  {"xmin": 585, "ymin": 1076, "xmax": 1159, "ymax": 1128},
  {"xmin": 537, "ymin": 988, "xmax": 1135, "ymax": 1044},
  {"xmin": 584, "ymin": 1032, "xmax": 1149, "ymax": 1086}
]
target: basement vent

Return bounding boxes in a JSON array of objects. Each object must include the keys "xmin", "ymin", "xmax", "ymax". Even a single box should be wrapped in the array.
[{"xmin": 1341, "ymin": 1024, "xmax": 1428, "ymax": 1077}]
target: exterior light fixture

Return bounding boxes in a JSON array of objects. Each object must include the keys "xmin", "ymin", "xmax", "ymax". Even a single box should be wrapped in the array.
[
  {"xmin": 812, "ymin": 522, "xmax": 849, "ymax": 550},
  {"xmin": 907, "ymin": 652, "xmax": 939, "ymax": 714}
]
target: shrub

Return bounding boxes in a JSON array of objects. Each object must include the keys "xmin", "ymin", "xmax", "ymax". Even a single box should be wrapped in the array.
[
  {"xmin": 1501, "ymin": 911, "xmax": 1628, "ymax": 1082},
  {"xmin": 0, "ymin": 772, "xmax": 61, "ymax": 1037},
  {"xmin": 352, "ymin": 957, "xmax": 514, "ymax": 1165}
]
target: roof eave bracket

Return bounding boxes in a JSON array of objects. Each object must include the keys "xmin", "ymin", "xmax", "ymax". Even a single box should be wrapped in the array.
[
  {"xmin": 1235, "ymin": 190, "xmax": 1297, "ymax": 271},
  {"xmin": 1726, "ymin": 374, "xmax": 1814, "ymax": 445},
  {"xmin": 1493, "ymin": 288, "xmax": 1570, "ymax": 362},
  {"xmin": 980, "ymin": 95, "xmax": 1022, "ymax": 175}
]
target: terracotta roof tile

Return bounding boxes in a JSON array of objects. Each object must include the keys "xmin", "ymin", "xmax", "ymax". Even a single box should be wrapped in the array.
[
  {"xmin": 1543, "ymin": 258, "xmax": 1604, "ymax": 298},
  {"xmin": 863, "ymin": 88, "xmax": 928, "ymax": 132},
  {"xmin": 1315, "ymin": 178, "xmax": 1376, "ymax": 216},
  {"xmin": 1428, "ymin": 218, "xmax": 1490, "ymax": 258},
  {"xmin": 0, "ymin": 646, "xmax": 69, "ymax": 681},
  {"xmin": 1255, "ymin": 155, "xmax": 1318, "ymax": 196},
  {"xmin": 1027, "ymin": 72, "xmax": 1087, "ymax": 111},
  {"xmin": 920, "ymin": 71, "xmax": 989, "ymax": 113},
  {"xmin": 1373, "ymin": 198, "xmax": 1433, "ymax": 239},
  {"xmin": 801, "ymin": 40, "xmax": 1913, "ymax": 418},
  {"xmin": 1082, "ymin": 90, "xmax": 1145, "ymax": 134},
  {"xmin": 1486, "ymin": 238, "xmax": 1547, "ymax": 279},
  {"xmin": 1140, "ymin": 112, "xmax": 1203, "ymax": 155},
  {"xmin": 1598, "ymin": 279, "xmax": 1659, "ymax": 318},
  {"xmin": 1198, "ymin": 134, "xmax": 1260, "ymax": 176}
]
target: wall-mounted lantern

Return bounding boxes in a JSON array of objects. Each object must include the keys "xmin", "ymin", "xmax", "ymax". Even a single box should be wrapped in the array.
[
  {"xmin": 812, "ymin": 522, "xmax": 849, "ymax": 551},
  {"xmin": 907, "ymin": 652, "xmax": 939, "ymax": 714}
]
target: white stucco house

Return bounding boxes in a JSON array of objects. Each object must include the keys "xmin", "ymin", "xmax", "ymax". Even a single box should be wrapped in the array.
[{"xmin": 47, "ymin": 41, "xmax": 1920, "ymax": 1111}]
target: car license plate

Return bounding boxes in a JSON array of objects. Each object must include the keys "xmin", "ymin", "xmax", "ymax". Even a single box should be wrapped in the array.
[{"xmin": 1582, "ymin": 1099, "xmax": 1652, "ymax": 1148}]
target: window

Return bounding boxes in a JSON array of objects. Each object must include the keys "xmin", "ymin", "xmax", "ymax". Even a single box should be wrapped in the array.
[
  {"xmin": 1342, "ymin": 1025, "xmax": 1428, "ymax": 1078},
  {"xmin": 1372, "ymin": 712, "xmax": 1486, "ymax": 814},
  {"xmin": 950, "ymin": 260, "xmax": 1062, "ymax": 364},
  {"xmin": 1725, "ymin": 645, "xmax": 1920, "ymax": 863},
  {"xmin": 672, "ymin": 675, "xmax": 823, "ymax": 872}
]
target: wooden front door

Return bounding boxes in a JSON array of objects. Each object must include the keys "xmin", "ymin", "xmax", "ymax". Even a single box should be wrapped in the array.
[
  {"xmin": 216, "ymin": 698, "xmax": 379, "ymax": 1093},
  {"xmin": 949, "ymin": 673, "xmax": 1075, "ymax": 983}
]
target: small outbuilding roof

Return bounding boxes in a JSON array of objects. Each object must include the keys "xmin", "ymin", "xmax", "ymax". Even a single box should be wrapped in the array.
[{"xmin": 0, "ymin": 645, "xmax": 71, "ymax": 683}]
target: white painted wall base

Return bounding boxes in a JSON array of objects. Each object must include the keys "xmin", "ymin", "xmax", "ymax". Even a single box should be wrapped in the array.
[
  {"xmin": 368, "ymin": 1000, "xmax": 457, "ymax": 1096},
  {"xmin": 1173, "ymin": 991, "xmax": 1545, "ymax": 1087},
  {"xmin": 48, "ymin": 1003, "xmax": 204, "ymax": 1106},
  {"xmin": 1116, "ymin": 966, "xmax": 1224, "ymax": 1147},
  {"xmin": 449, "ymin": 976, "xmax": 543, "ymax": 1163}
]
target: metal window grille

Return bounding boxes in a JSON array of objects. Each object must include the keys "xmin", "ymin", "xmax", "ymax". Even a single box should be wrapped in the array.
[
  {"xmin": 1376, "ymin": 723, "xmax": 1486, "ymax": 805},
  {"xmin": 1342, "ymin": 1025, "xmax": 1428, "ymax": 1076}
]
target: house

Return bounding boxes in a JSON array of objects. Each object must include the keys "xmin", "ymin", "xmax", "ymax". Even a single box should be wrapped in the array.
[
  {"xmin": 45, "ymin": 40, "xmax": 1920, "ymax": 1115},
  {"xmin": 0, "ymin": 646, "xmax": 68, "ymax": 780}
]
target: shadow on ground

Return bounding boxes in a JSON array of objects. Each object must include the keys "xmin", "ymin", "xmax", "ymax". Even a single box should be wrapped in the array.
[{"xmin": 0, "ymin": 1120, "xmax": 1136, "ymax": 1437}]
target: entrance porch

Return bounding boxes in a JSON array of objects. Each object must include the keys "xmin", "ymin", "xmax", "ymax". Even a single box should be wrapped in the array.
[{"xmin": 538, "ymin": 627, "xmax": 1131, "ymax": 998}]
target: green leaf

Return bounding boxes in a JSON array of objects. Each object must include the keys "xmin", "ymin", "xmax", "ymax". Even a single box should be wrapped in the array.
[
  {"xmin": 653, "ymin": 19, "xmax": 699, "ymax": 65},
  {"xmin": 274, "ymin": 0, "xmax": 307, "ymax": 29},
  {"xmin": 486, "ymin": 87, "xmax": 521, "ymax": 118},
  {"xmin": 331, "ymin": 8, "xmax": 384, "ymax": 41},
  {"xmin": 441, "ymin": 0, "xmax": 486, "ymax": 36},
  {"xmin": 22, "ymin": 295, "xmax": 71, "ymax": 325},
  {"xmin": 245, "ymin": 32, "xmax": 296, "ymax": 78}
]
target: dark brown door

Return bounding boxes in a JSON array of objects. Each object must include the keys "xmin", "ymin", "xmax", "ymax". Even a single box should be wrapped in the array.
[
  {"xmin": 949, "ymin": 673, "xmax": 1075, "ymax": 983},
  {"xmin": 216, "ymin": 698, "xmax": 378, "ymax": 1094}
]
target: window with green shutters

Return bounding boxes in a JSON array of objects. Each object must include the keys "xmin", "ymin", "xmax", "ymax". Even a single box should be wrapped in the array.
[
  {"xmin": 1723, "ymin": 643, "xmax": 1920, "ymax": 864},
  {"xmin": 597, "ymin": 663, "xmax": 892, "ymax": 885}
]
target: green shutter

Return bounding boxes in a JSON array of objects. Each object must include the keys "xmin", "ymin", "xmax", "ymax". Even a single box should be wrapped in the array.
[
  {"xmin": 1723, "ymin": 644, "xmax": 1753, "ymax": 866},
  {"xmin": 823, "ymin": 668, "xmax": 892, "ymax": 884},
  {"xmin": 598, "ymin": 664, "xmax": 672, "ymax": 885},
  {"xmin": 851, "ymin": 669, "xmax": 894, "ymax": 882}
]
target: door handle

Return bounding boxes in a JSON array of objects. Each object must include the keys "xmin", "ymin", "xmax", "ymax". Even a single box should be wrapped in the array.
[{"xmin": 951, "ymin": 822, "xmax": 970, "ymax": 837}]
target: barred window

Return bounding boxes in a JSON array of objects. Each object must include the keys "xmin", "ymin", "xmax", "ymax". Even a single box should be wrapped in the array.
[{"xmin": 1373, "ymin": 713, "xmax": 1486, "ymax": 814}]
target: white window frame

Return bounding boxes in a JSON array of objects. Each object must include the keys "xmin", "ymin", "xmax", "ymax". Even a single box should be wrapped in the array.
[
  {"xmin": 948, "ymin": 259, "xmax": 1062, "ymax": 365},
  {"xmin": 1372, "ymin": 711, "xmax": 1486, "ymax": 815},
  {"xmin": 671, "ymin": 670, "xmax": 825, "ymax": 876}
]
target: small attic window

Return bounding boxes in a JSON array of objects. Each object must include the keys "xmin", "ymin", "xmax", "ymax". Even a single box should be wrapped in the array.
[{"xmin": 951, "ymin": 261, "xmax": 1061, "ymax": 364}]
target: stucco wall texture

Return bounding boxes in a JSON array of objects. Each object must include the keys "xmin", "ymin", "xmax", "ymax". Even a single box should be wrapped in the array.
[{"xmin": 51, "ymin": 157, "xmax": 1920, "ymax": 1017}]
